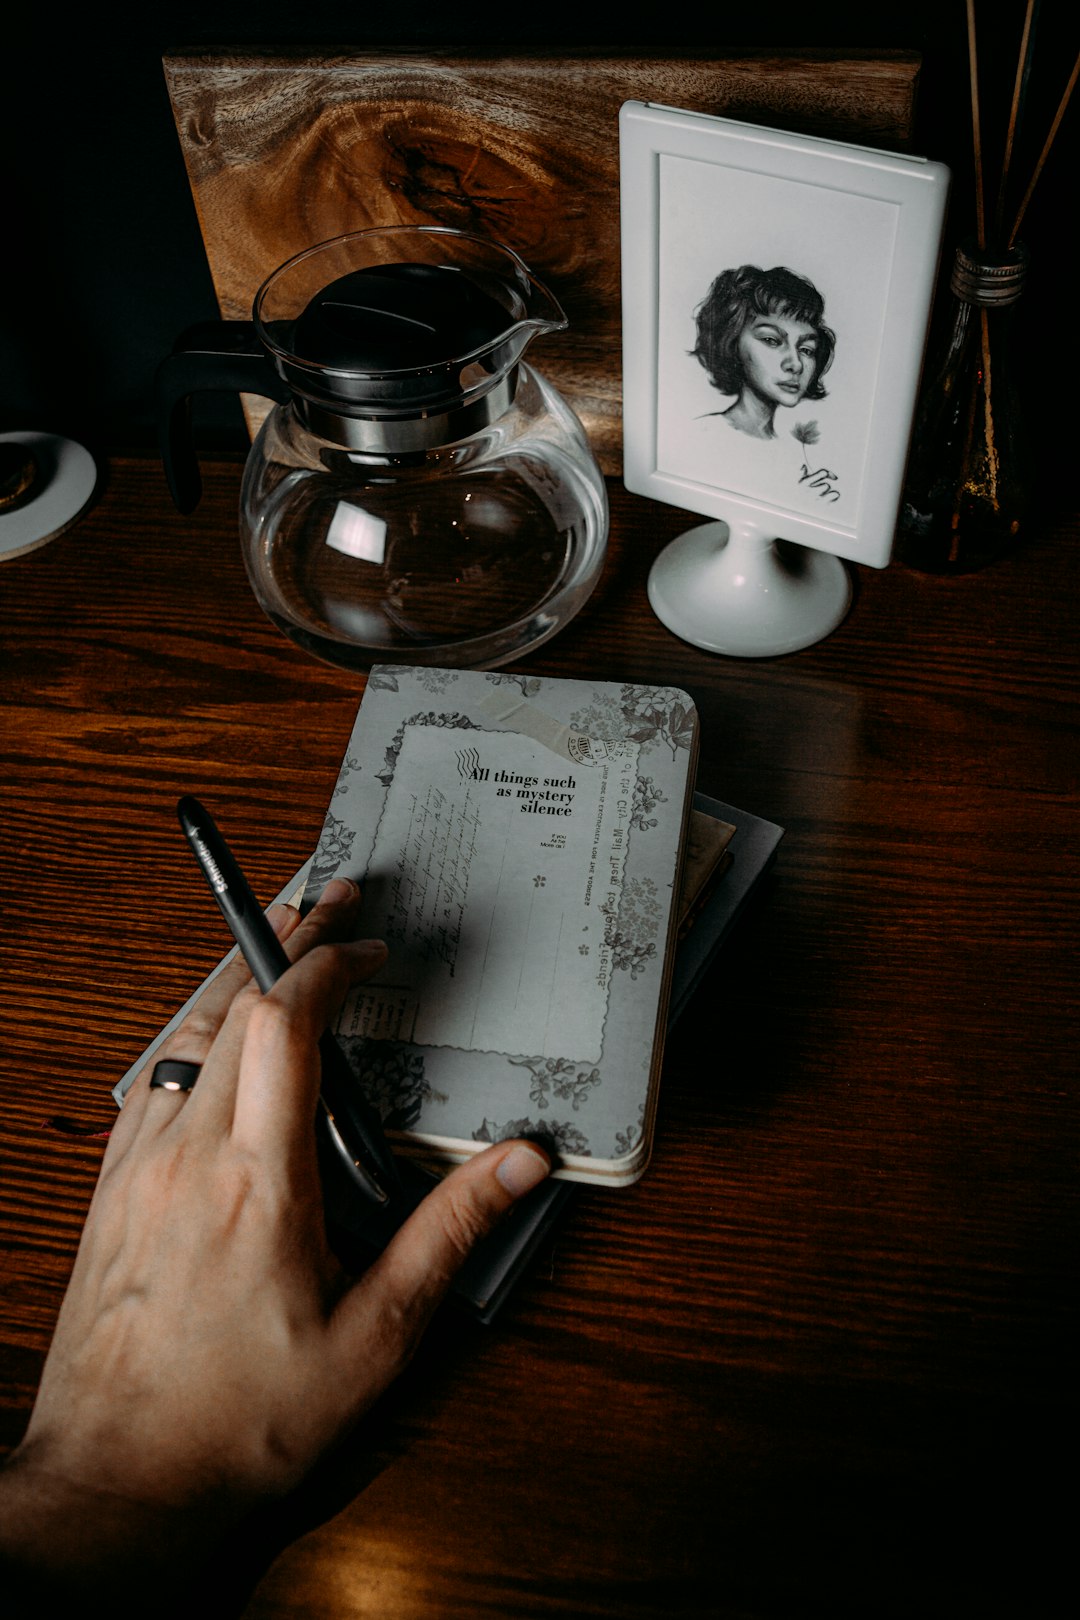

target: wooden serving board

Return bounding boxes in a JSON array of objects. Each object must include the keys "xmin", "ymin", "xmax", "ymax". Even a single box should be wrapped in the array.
[{"xmin": 163, "ymin": 50, "xmax": 920, "ymax": 473}]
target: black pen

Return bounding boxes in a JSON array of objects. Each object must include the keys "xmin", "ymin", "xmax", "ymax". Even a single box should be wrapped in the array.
[{"xmin": 176, "ymin": 795, "xmax": 398, "ymax": 1207}]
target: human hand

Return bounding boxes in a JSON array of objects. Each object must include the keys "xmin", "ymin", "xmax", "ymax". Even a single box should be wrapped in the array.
[{"xmin": 0, "ymin": 878, "xmax": 550, "ymax": 1599}]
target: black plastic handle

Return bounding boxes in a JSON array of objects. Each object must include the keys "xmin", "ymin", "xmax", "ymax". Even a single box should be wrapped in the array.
[{"xmin": 155, "ymin": 322, "xmax": 291, "ymax": 514}]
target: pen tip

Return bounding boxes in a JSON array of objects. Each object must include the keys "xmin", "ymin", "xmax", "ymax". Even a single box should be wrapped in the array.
[{"xmin": 177, "ymin": 794, "xmax": 204, "ymax": 831}]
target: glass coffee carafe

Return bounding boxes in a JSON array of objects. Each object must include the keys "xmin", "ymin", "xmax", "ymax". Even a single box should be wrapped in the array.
[{"xmin": 158, "ymin": 226, "xmax": 608, "ymax": 670}]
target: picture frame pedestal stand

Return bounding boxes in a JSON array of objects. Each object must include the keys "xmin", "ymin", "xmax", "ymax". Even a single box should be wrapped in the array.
[{"xmin": 647, "ymin": 515, "xmax": 851, "ymax": 658}]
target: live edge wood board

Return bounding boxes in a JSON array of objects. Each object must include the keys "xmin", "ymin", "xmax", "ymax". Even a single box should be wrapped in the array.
[{"xmin": 163, "ymin": 50, "xmax": 920, "ymax": 474}]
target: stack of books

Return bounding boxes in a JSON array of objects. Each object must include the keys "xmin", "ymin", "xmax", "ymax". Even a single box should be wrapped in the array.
[{"xmin": 116, "ymin": 668, "xmax": 782, "ymax": 1320}]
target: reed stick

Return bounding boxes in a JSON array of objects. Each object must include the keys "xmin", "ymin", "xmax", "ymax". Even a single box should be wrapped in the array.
[
  {"xmin": 994, "ymin": 0, "xmax": 1041, "ymax": 238},
  {"xmin": 966, "ymin": 0, "xmax": 987, "ymax": 249},
  {"xmin": 1009, "ymin": 49, "xmax": 1080, "ymax": 247}
]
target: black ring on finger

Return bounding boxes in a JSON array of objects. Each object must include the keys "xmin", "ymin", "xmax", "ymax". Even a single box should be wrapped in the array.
[{"xmin": 149, "ymin": 1059, "xmax": 201, "ymax": 1093}]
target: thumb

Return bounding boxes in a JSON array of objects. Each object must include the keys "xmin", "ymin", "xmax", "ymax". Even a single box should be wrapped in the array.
[{"xmin": 333, "ymin": 1140, "xmax": 552, "ymax": 1368}]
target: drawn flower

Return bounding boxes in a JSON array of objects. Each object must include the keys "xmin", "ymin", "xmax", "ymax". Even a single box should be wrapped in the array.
[
  {"xmin": 602, "ymin": 875, "xmax": 662, "ymax": 977},
  {"xmin": 631, "ymin": 773, "xmax": 667, "ymax": 831},
  {"xmin": 473, "ymin": 1116, "xmax": 591, "ymax": 1156},
  {"xmin": 309, "ymin": 813, "xmax": 357, "ymax": 891},
  {"xmin": 611, "ymin": 876, "xmax": 663, "ymax": 937},
  {"xmin": 508, "ymin": 1055, "xmax": 603, "ymax": 1112},
  {"xmin": 568, "ymin": 698, "xmax": 623, "ymax": 740},
  {"xmin": 621, "ymin": 687, "xmax": 695, "ymax": 759},
  {"xmin": 333, "ymin": 752, "xmax": 361, "ymax": 795},
  {"xmin": 337, "ymin": 1039, "xmax": 447, "ymax": 1132},
  {"xmin": 793, "ymin": 420, "xmax": 821, "ymax": 448},
  {"xmin": 414, "ymin": 669, "xmax": 456, "ymax": 694},
  {"xmin": 569, "ymin": 686, "xmax": 694, "ymax": 758},
  {"xmin": 376, "ymin": 711, "xmax": 478, "ymax": 786},
  {"xmin": 606, "ymin": 932, "xmax": 658, "ymax": 980},
  {"xmin": 614, "ymin": 1121, "xmax": 643, "ymax": 1156},
  {"xmin": 484, "ymin": 673, "xmax": 542, "ymax": 697}
]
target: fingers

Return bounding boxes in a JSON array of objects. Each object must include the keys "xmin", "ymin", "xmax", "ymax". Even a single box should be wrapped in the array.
[
  {"xmin": 277, "ymin": 878, "xmax": 365, "ymax": 965},
  {"xmin": 146, "ymin": 878, "xmax": 379, "ymax": 1149},
  {"xmin": 143, "ymin": 874, "xmax": 360, "ymax": 1113},
  {"xmin": 109, "ymin": 874, "xmax": 389, "ymax": 1187},
  {"xmin": 154, "ymin": 901, "xmax": 305, "ymax": 1081},
  {"xmin": 105, "ymin": 902, "xmax": 304, "ymax": 1163},
  {"xmin": 232, "ymin": 929, "xmax": 388, "ymax": 1157},
  {"xmin": 332, "ymin": 1141, "xmax": 552, "ymax": 1378},
  {"xmin": 194, "ymin": 878, "xmax": 376, "ymax": 1139}
]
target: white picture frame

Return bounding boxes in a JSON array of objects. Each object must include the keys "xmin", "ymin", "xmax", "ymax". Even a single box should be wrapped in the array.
[{"xmin": 620, "ymin": 102, "xmax": 949, "ymax": 655}]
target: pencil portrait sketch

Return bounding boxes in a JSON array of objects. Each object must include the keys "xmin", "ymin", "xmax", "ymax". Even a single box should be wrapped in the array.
[
  {"xmin": 621, "ymin": 103, "xmax": 950, "ymax": 576},
  {"xmin": 690, "ymin": 265, "xmax": 841, "ymax": 501},
  {"xmin": 692, "ymin": 266, "xmax": 834, "ymax": 439},
  {"xmin": 637, "ymin": 124, "xmax": 946, "ymax": 533},
  {"xmin": 648, "ymin": 145, "xmax": 889, "ymax": 521}
]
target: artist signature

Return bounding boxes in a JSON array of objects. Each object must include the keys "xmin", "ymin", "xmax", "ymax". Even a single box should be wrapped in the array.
[{"xmin": 798, "ymin": 463, "xmax": 841, "ymax": 503}]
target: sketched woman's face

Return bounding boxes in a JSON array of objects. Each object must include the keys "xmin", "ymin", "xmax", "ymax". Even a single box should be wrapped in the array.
[{"xmin": 736, "ymin": 313, "xmax": 819, "ymax": 409}]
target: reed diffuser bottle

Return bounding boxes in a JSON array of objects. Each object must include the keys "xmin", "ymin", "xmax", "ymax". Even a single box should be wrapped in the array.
[
  {"xmin": 897, "ymin": 0, "xmax": 1078, "ymax": 573},
  {"xmin": 897, "ymin": 241, "xmax": 1029, "ymax": 573}
]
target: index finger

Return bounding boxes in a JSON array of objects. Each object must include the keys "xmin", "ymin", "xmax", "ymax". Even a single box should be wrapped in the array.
[
  {"xmin": 231, "ymin": 936, "xmax": 387, "ymax": 1160},
  {"xmin": 175, "ymin": 877, "xmax": 373, "ymax": 1144}
]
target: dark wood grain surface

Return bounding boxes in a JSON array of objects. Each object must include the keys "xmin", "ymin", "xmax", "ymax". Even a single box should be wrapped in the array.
[
  {"xmin": 1, "ymin": 458, "xmax": 1076, "ymax": 1616},
  {"xmin": 162, "ymin": 50, "xmax": 919, "ymax": 473}
]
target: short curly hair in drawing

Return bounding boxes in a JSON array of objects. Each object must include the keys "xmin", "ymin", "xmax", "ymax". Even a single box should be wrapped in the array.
[{"xmin": 692, "ymin": 265, "xmax": 835, "ymax": 399}]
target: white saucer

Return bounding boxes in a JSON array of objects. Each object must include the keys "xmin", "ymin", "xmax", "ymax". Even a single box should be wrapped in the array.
[{"xmin": 0, "ymin": 432, "xmax": 98, "ymax": 562}]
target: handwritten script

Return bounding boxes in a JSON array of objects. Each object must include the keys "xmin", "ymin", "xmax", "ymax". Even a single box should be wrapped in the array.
[{"xmin": 339, "ymin": 724, "xmax": 638, "ymax": 1059}]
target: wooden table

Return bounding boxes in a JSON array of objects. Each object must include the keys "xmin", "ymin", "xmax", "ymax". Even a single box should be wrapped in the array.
[{"xmin": 2, "ymin": 458, "xmax": 1076, "ymax": 1616}]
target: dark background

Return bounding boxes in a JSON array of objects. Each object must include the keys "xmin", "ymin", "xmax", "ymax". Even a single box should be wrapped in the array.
[{"xmin": 2, "ymin": 5, "xmax": 1075, "ymax": 504}]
